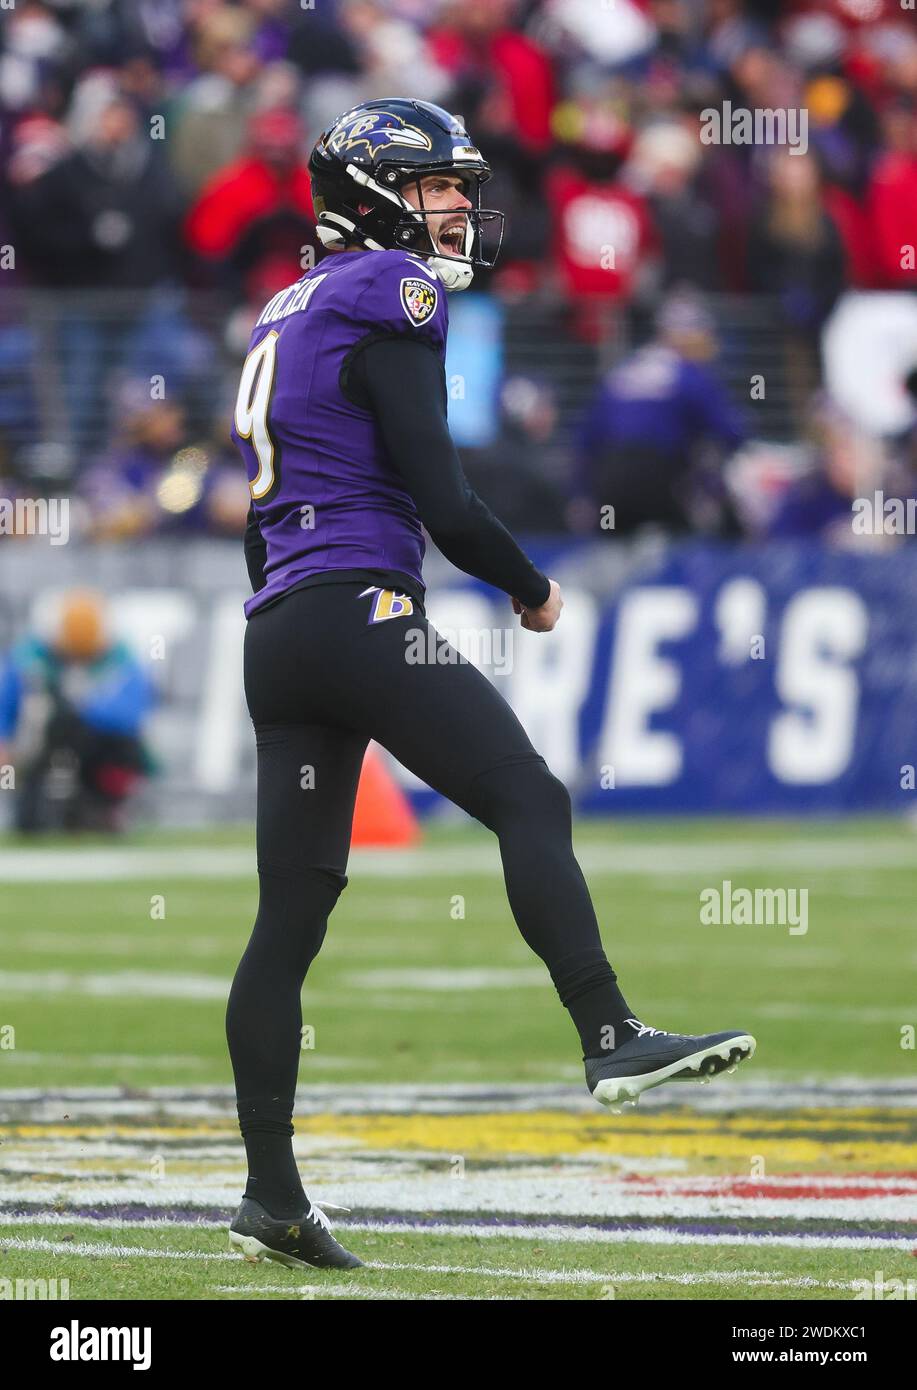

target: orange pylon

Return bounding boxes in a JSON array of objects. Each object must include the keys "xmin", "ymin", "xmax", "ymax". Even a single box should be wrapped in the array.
[{"xmin": 351, "ymin": 744, "xmax": 421, "ymax": 847}]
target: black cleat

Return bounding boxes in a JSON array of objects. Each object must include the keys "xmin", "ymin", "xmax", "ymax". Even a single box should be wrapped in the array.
[
  {"xmin": 585, "ymin": 1018, "xmax": 756, "ymax": 1112},
  {"xmin": 228, "ymin": 1196, "xmax": 363, "ymax": 1270}
]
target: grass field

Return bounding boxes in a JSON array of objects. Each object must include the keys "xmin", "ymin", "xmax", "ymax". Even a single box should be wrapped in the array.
[{"xmin": 1, "ymin": 817, "xmax": 915, "ymax": 1301}]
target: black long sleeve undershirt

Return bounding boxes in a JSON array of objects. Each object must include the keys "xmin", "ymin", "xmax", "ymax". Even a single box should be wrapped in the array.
[
  {"xmin": 244, "ymin": 334, "xmax": 551, "ymax": 610},
  {"xmin": 347, "ymin": 336, "xmax": 551, "ymax": 609},
  {"xmin": 245, "ymin": 502, "xmax": 268, "ymax": 593}
]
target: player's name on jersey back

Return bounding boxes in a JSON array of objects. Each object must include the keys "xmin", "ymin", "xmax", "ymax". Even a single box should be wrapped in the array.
[{"xmin": 256, "ymin": 274, "xmax": 330, "ymax": 327}]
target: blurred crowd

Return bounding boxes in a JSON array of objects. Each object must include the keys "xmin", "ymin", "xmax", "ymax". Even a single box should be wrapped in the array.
[{"xmin": 1, "ymin": 0, "xmax": 917, "ymax": 545}]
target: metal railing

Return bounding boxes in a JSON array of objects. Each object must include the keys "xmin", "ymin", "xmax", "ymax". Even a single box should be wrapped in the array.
[{"xmin": 0, "ymin": 287, "xmax": 802, "ymax": 483}]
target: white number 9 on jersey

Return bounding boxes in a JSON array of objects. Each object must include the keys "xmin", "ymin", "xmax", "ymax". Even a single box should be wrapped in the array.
[{"xmin": 235, "ymin": 330, "xmax": 279, "ymax": 500}]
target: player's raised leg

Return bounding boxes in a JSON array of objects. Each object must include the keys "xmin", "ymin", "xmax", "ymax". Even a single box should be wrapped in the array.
[
  {"xmin": 283, "ymin": 584, "xmax": 756, "ymax": 1112},
  {"xmin": 376, "ymin": 633, "xmax": 755, "ymax": 1107}
]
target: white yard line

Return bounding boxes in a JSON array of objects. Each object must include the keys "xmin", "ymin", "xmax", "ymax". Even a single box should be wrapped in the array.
[
  {"xmin": 0, "ymin": 838, "xmax": 915, "ymax": 883},
  {"xmin": 325, "ymin": 1220, "xmax": 917, "ymax": 1251},
  {"xmin": 0, "ymin": 1235, "xmax": 236, "ymax": 1260},
  {"xmin": 1, "ymin": 1177, "xmax": 912, "ymax": 1222},
  {"xmin": 0, "ymin": 1052, "xmax": 206, "ymax": 1070},
  {"xmin": 2, "ymin": 1077, "xmax": 915, "ymax": 1115},
  {"xmin": 1, "ymin": 966, "xmax": 914, "ymax": 1025},
  {"xmin": 3, "ymin": 1224, "xmax": 914, "ymax": 1254},
  {"xmin": 0, "ymin": 970, "xmax": 228, "ymax": 1001},
  {"xmin": 371, "ymin": 1261, "xmax": 863, "ymax": 1290},
  {"xmin": 343, "ymin": 967, "xmax": 549, "ymax": 990},
  {"xmin": 11, "ymin": 1224, "xmax": 859, "ymax": 1287},
  {"xmin": 212, "ymin": 1284, "xmax": 519, "ymax": 1300}
]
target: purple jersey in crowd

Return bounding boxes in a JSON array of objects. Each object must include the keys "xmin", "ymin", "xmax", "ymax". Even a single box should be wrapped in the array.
[{"xmin": 232, "ymin": 248, "xmax": 448, "ymax": 619}]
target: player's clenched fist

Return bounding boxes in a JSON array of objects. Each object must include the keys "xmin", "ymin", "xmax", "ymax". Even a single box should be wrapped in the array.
[{"xmin": 512, "ymin": 580, "xmax": 563, "ymax": 632}]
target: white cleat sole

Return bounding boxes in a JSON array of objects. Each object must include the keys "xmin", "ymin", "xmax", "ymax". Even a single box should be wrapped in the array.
[
  {"xmin": 592, "ymin": 1034, "xmax": 756, "ymax": 1110},
  {"xmin": 229, "ymin": 1230, "xmax": 311, "ymax": 1269}
]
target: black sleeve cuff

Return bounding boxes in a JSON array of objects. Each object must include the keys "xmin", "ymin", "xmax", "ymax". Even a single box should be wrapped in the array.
[{"xmin": 519, "ymin": 571, "xmax": 552, "ymax": 609}]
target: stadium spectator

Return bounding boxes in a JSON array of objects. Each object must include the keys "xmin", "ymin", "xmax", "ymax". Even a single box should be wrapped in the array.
[
  {"xmin": 0, "ymin": 311, "xmax": 40, "ymax": 462},
  {"xmin": 285, "ymin": 5, "xmax": 362, "ymax": 92},
  {"xmin": 429, "ymin": 0, "xmax": 555, "ymax": 152},
  {"xmin": 0, "ymin": 0, "xmax": 71, "ymax": 116},
  {"xmin": 533, "ymin": 0, "xmax": 656, "ymax": 72},
  {"xmin": 0, "ymin": 589, "xmax": 156, "ymax": 832},
  {"xmin": 545, "ymin": 94, "xmax": 659, "ymax": 342},
  {"xmin": 243, "ymin": 0, "xmax": 294, "ymax": 66},
  {"xmin": 336, "ymin": 0, "xmax": 451, "ymax": 108},
  {"xmin": 571, "ymin": 290, "xmax": 746, "ymax": 534},
  {"xmin": 7, "ymin": 73, "xmax": 186, "ymax": 459},
  {"xmin": 766, "ymin": 397, "xmax": 893, "ymax": 548},
  {"xmin": 629, "ymin": 120, "xmax": 722, "ymax": 292},
  {"xmin": 184, "ymin": 106, "xmax": 319, "ymax": 296},
  {"xmin": 796, "ymin": 31, "xmax": 879, "ymax": 197},
  {"xmin": 169, "ymin": 5, "xmax": 263, "ymax": 194},
  {"xmin": 461, "ymin": 376, "xmax": 567, "ymax": 533},
  {"xmin": 746, "ymin": 150, "xmax": 847, "ymax": 421},
  {"xmin": 81, "ymin": 383, "xmax": 250, "ymax": 541},
  {"xmin": 8, "ymin": 73, "xmax": 183, "ymax": 290},
  {"xmin": 747, "ymin": 151, "xmax": 848, "ymax": 332},
  {"xmin": 867, "ymin": 98, "xmax": 917, "ymax": 290}
]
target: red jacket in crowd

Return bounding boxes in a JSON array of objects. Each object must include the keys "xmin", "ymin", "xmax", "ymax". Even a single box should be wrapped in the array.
[
  {"xmin": 867, "ymin": 151, "xmax": 917, "ymax": 289},
  {"xmin": 185, "ymin": 156, "xmax": 315, "ymax": 261},
  {"xmin": 546, "ymin": 166, "xmax": 657, "ymax": 301}
]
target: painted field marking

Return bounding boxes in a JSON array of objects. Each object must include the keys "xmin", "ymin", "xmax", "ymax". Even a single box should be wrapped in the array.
[
  {"xmin": 1, "ymin": 1175, "xmax": 914, "ymax": 1223},
  {"xmin": 3, "ymin": 1221, "xmax": 915, "ymax": 1252},
  {"xmin": 369, "ymin": 1261, "xmax": 861, "ymax": 1290},
  {"xmin": 2, "ymin": 837, "xmax": 917, "ymax": 883},
  {"xmin": 338, "ymin": 1220, "xmax": 917, "ymax": 1251},
  {"xmin": 213, "ymin": 1285, "xmax": 520, "ymax": 1300},
  {"xmin": 0, "ymin": 1235, "xmax": 236, "ymax": 1260},
  {"xmin": 0, "ymin": 970, "xmax": 229, "ymax": 1001},
  {"xmin": 2, "ymin": 1079, "xmax": 915, "ymax": 1112}
]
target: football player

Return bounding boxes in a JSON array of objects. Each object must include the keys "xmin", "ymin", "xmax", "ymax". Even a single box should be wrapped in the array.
[{"xmin": 226, "ymin": 99, "xmax": 756, "ymax": 1271}]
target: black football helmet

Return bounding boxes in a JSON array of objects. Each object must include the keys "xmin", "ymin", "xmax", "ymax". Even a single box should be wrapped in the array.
[{"xmin": 308, "ymin": 98, "xmax": 504, "ymax": 291}]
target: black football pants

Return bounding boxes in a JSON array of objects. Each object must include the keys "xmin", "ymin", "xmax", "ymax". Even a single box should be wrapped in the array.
[{"xmin": 226, "ymin": 581, "xmax": 626, "ymax": 1157}]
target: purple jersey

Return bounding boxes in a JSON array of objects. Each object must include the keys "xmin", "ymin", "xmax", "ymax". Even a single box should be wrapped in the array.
[{"xmin": 232, "ymin": 249, "xmax": 448, "ymax": 619}]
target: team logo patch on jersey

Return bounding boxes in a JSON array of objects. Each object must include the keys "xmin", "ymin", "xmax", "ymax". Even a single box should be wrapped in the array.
[{"xmin": 400, "ymin": 277, "xmax": 438, "ymax": 327}]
